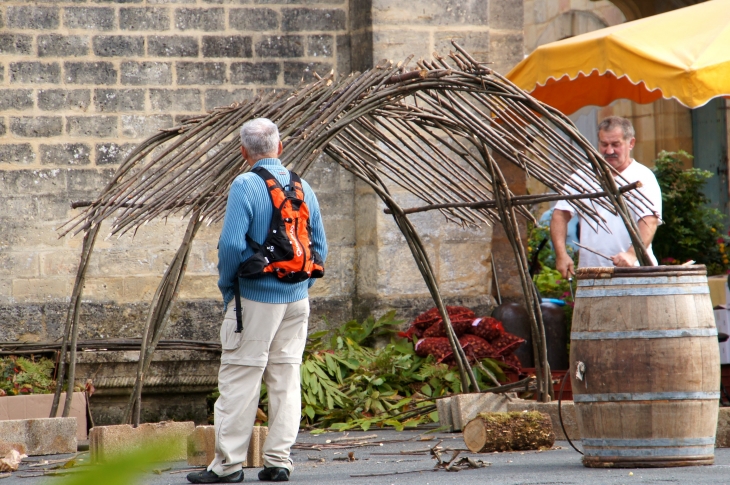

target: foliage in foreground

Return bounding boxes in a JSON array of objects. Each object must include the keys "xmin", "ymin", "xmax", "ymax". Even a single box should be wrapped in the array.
[
  {"xmin": 56, "ymin": 438, "xmax": 179, "ymax": 485},
  {"xmin": 652, "ymin": 151, "xmax": 730, "ymax": 275},
  {"xmin": 0, "ymin": 355, "xmax": 57, "ymax": 396},
  {"xmin": 260, "ymin": 311, "xmax": 508, "ymax": 432}
]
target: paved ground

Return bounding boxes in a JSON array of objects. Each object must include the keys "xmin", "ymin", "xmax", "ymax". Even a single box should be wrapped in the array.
[{"xmin": 6, "ymin": 429, "xmax": 730, "ymax": 484}]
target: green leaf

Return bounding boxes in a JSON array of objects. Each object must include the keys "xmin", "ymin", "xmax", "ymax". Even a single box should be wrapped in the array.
[
  {"xmin": 304, "ymin": 405, "xmax": 315, "ymax": 420},
  {"xmin": 383, "ymin": 419, "xmax": 404, "ymax": 431},
  {"xmin": 393, "ymin": 397, "xmax": 412, "ymax": 409},
  {"xmin": 420, "ymin": 384, "xmax": 432, "ymax": 397},
  {"xmin": 324, "ymin": 353, "xmax": 338, "ymax": 376}
]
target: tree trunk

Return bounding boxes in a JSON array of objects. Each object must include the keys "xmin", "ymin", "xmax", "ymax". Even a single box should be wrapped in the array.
[{"xmin": 463, "ymin": 411, "xmax": 555, "ymax": 453}]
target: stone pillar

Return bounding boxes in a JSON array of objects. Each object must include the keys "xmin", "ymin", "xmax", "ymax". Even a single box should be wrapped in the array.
[
  {"xmin": 490, "ymin": 155, "xmax": 529, "ymax": 304},
  {"xmin": 350, "ymin": 0, "xmax": 526, "ymax": 319}
]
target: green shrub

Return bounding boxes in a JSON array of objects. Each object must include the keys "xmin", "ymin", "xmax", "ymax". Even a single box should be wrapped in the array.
[
  {"xmin": 652, "ymin": 151, "xmax": 729, "ymax": 275},
  {"xmin": 0, "ymin": 355, "xmax": 57, "ymax": 396},
  {"xmin": 293, "ymin": 311, "xmax": 507, "ymax": 431},
  {"xmin": 209, "ymin": 312, "xmax": 509, "ymax": 432}
]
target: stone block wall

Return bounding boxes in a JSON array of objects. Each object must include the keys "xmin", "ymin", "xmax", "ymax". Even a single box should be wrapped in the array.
[
  {"xmin": 1, "ymin": 0, "xmax": 527, "ymax": 342},
  {"xmin": 350, "ymin": 0, "xmax": 524, "ymax": 312},
  {"xmin": 0, "ymin": 0, "xmax": 353, "ymax": 341}
]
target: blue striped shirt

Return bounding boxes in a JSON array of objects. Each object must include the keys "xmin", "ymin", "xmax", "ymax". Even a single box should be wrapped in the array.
[{"xmin": 217, "ymin": 158, "xmax": 328, "ymax": 306}]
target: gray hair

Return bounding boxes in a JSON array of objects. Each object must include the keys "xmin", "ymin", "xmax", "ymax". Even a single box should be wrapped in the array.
[
  {"xmin": 598, "ymin": 116, "xmax": 635, "ymax": 140},
  {"xmin": 239, "ymin": 118, "xmax": 280, "ymax": 156}
]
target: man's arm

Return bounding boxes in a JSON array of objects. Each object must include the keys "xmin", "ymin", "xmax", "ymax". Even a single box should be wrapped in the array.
[
  {"xmin": 551, "ymin": 209, "xmax": 575, "ymax": 278},
  {"xmin": 217, "ymin": 179, "xmax": 253, "ymax": 304},
  {"xmin": 611, "ymin": 215, "xmax": 659, "ymax": 267}
]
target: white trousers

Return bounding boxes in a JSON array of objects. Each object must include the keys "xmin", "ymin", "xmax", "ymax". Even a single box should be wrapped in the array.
[{"xmin": 208, "ymin": 297, "xmax": 309, "ymax": 477}]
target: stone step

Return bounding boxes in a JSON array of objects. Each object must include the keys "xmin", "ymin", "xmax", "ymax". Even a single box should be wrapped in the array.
[
  {"xmin": 0, "ymin": 417, "xmax": 77, "ymax": 456},
  {"xmin": 89, "ymin": 421, "xmax": 195, "ymax": 463},
  {"xmin": 437, "ymin": 393, "xmax": 514, "ymax": 431},
  {"xmin": 187, "ymin": 425, "xmax": 267, "ymax": 468}
]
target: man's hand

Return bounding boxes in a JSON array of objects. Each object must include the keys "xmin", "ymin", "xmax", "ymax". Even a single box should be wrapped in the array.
[
  {"xmin": 555, "ymin": 253, "xmax": 575, "ymax": 278},
  {"xmin": 610, "ymin": 215, "xmax": 658, "ymax": 267},
  {"xmin": 550, "ymin": 209, "xmax": 575, "ymax": 279},
  {"xmin": 611, "ymin": 251, "xmax": 637, "ymax": 267}
]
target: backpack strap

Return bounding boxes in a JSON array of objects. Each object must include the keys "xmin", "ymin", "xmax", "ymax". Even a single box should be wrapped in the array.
[
  {"xmin": 233, "ymin": 276, "xmax": 243, "ymax": 333},
  {"xmin": 289, "ymin": 170, "xmax": 304, "ymax": 199},
  {"xmin": 234, "ymin": 166, "xmax": 291, "ymax": 333},
  {"xmin": 245, "ymin": 166, "xmax": 282, "ymax": 250}
]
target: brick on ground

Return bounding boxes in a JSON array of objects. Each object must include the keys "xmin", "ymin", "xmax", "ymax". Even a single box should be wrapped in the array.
[
  {"xmin": 187, "ymin": 425, "xmax": 267, "ymax": 467},
  {"xmin": 506, "ymin": 400, "xmax": 579, "ymax": 441},
  {"xmin": 90, "ymin": 421, "xmax": 195, "ymax": 463},
  {"xmin": 451, "ymin": 393, "xmax": 513, "ymax": 431},
  {"xmin": 0, "ymin": 417, "xmax": 76, "ymax": 456},
  {"xmin": 717, "ymin": 407, "xmax": 730, "ymax": 447},
  {"xmin": 435, "ymin": 397, "xmax": 453, "ymax": 431}
]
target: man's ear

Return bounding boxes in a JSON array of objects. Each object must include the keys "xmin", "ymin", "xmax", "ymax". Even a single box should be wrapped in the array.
[
  {"xmin": 628, "ymin": 137, "xmax": 636, "ymax": 150},
  {"xmin": 276, "ymin": 141, "xmax": 283, "ymax": 156},
  {"xmin": 241, "ymin": 146, "xmax": 248, "ymax": 161}
]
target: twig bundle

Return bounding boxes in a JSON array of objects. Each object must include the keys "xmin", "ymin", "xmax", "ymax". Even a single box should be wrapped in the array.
[{"xmin": 53, "ymin": 42, "xmax": 651, "ymax": 420}]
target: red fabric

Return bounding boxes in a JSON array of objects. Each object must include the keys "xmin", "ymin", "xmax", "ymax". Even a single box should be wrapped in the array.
[
  {"xmin": 407, "ymin": 307, "xmax": 526, "ymax": 375},
  {"xmin": 491, "ymin": 333, "xmax": 526, "ymax": 356},
  {"xmin": 411, "ymin": 308, "xmax": 441, "ymax": 330},
  {"xmin": 414, "ymin": 337, "xmax": 453, "ymax": 363},
  {"xmin": 458, "ymin": 334, "xmax": 498, "ymax": 361},
  {"xmin": 411, "ymin": 306, "xmax": 476, "ymax": 330},
  {"xmin": 501, "ymin": 353, "xmax": 522, "ymax": 372},
  {"xmin": 397, "ymin": 326, "xmax": 422, "ymax": 339},
  {"xmin": 471, "ymin": 317, "xmax": 505, "ymax": 342},
  {"xmin": 422, "ymin": 316, "xmax": 473, "ymax": 338}
]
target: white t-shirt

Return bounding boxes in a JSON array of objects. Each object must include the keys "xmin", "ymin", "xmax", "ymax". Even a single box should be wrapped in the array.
[{"xmin": 554, "ymin": 160, "xmax": 662, "ymax": 268}]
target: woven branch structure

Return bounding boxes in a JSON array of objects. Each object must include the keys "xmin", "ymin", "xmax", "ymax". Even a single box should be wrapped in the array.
[{"xmin": 51, "ymin": 43, "xmax": 651, "ymax": 422}]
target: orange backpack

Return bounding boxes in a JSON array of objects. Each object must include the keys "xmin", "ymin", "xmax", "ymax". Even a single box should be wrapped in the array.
[{"xmin": 233, "ymin": 167, "xmax": 324, "ymax": 331}]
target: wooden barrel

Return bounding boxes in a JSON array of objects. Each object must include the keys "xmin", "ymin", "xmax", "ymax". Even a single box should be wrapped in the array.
[{"xmin": 570, "ymin": 265, "xmax": 720, "ymax": 468}]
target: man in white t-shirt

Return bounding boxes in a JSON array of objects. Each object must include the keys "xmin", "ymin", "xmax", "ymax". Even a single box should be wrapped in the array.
[{"xmin": 550, "ymin": 116, "xmax": 662, "ymax": 277}]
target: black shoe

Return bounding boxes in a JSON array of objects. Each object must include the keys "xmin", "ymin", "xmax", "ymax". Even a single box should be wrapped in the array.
[
  {"xmin": 187, "ymin": 469, "xmax": 244, "ymax": 484},
  {"xmin": 258, "ymin": 467, "xmax": 290, "ymax": 481}
]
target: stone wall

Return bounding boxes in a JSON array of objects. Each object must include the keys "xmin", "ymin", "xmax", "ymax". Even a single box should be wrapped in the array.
[
  {"xmin": 0, "ymin": 0, "xmax": 353, "ymax": 342},
  {"xmin": 1, "ymin": 0, "xmax": 527, "ymax": 343},
  {"xmin": 523, "ymin": 0, "xmax": 623, "ymax": 54}
]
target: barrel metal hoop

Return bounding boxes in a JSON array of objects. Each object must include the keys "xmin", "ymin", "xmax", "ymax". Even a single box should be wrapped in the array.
[
  {"xmin": 574, "ymin": 391, "xmax": 720, "ymax": 402},
  {"xmin": 571, "ymin": 328, "xmax": 718, "ymax": 340},
  {"xmin": 583, "ymin": 446, "xmax": 715, "ymax": 457},
  {"xmin": 576, "ymin": 286, "xmax": 709, "ymax": 297},
  {"xmin": 577, "ymin": 276, "xmax": 708, "ymax": 287},
  {"xmin": 582, "ymin": 437, "xmax": 716, "ymax": 447}
]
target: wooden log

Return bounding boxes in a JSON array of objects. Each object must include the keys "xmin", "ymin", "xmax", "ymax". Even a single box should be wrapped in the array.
[{"xmin": 462, "ymin": 411, "xmax": 555, "ymax": 453}]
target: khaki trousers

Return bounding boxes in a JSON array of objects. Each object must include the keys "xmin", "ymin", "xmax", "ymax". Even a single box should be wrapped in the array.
[{"xmin": 208, "ymin": 297, "xmax": 309, "ymax": 477}]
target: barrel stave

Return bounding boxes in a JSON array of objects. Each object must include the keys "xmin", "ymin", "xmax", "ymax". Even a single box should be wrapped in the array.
[{"xmin": 570, "ymin": 337, "xmax": 719, "ymax": 395}]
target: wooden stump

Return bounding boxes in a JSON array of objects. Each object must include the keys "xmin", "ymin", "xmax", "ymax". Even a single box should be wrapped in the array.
[{"xmin": 463, "ymin": 411, "xmax": 555, "ymax": 453}]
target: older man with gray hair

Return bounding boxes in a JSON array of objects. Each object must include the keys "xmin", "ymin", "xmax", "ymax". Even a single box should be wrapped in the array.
[
  {"xmin": 188, "ymin": 118, "xmax": 328, "ymax": 483},
  {"xmin": 550, "ymin": 116, "xmax": 662, "ymax": 277}
]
